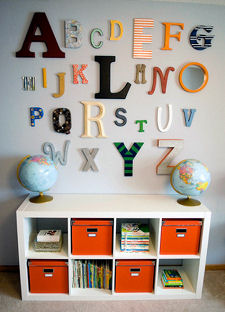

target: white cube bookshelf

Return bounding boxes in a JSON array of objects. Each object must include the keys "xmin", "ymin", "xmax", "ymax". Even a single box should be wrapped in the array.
[{"xmin": 16, "ymin": 194, "xmax": 211, "ymax": 301}]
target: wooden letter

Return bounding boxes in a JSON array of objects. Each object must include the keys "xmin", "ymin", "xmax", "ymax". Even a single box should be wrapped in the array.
[
  {"xmin": 81, "ymin": 101, "xmax": 107, "ymax": 138},
  {"xmin": 157, "ymin": 104, "xmax": 173, "ymax": 132},
  {"xmin": 156, "ymin": 139, "xmax": 184, "ymax": 175},
  {"xmin": 95, "ymin": 56, "xmax": 131, "ymax": 99},
  {"xmin": 114, "ymin": 142, "xmax": 144, "ymax": 176},
  {"xmin": 134, "ymin": 64, "xmax": 147, "ymax": 84},
  {"xmin": 16, "ymin": 12, "xmax": 65, "ymax": 58},
  {"xmin": 133, "ymin": 18, "xmax": 154, "ymax": 59},
  {"xmin": 114, "ymin": 108, "xmax": 127, "ymax": 127},
  {"xmin": 183, "ymin": 109, "xmax": 196, "ymax": 127},
  {"xmin": 53, "ymin": 73, "xmax": 66, "ymax": 98},
  {"xmin": 161, "ymin": 22, "xmax": 184, "ymax": 50},
  {"xmin": 110, "ymin": 20, "xmax": 123, "ymax": 40},
  {"xmin": 73, "ymin": 64, "xmax": 88, "ymax": 84},
  {"xmin": 90, "ymin": 28, "xmax": 103, "ymax": 49},
  {"xmin": 81, "ymin": 148, "xmax": 99, "ymax": 171},
  {"xmin": 148, "ymin": 67, "xmax": 175, "ymax": 94}
]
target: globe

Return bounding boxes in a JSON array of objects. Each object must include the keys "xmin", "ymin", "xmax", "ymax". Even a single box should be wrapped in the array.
[
  {"xmin": 170, "ymin": 159, "xmax": 211, "ymax": 206},
  {"xmin": 17, "ymin": 155, "xmax": 58, "ymax": 203}
]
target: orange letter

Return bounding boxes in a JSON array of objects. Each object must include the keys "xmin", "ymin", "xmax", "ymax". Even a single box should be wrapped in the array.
[
  {"xmin": 110, "ymin": 20, "xmax": 123, "ymax": 40},
  {"xmin": 161, "ymin": 22, "xmax": 184, "ymax": 50}
]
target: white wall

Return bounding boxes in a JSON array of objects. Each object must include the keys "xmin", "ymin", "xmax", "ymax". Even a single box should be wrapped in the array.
[{"xmin": 0, "ymin": 0, "xmax": 224, "ymax": 264}]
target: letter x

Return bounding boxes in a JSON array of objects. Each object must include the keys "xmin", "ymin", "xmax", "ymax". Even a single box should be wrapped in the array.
[{"xmin": 81, "ymin": 148, "xmax": 99, "ymax": 172}]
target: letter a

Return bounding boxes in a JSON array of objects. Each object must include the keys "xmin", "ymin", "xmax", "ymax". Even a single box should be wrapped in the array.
[{"xmin": 16, "ymin": 12, "xmax": 65, "ymax": 58}]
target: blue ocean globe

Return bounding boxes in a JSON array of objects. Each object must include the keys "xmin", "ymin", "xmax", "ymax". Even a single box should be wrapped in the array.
[
  {"xmin": 171, "ymin": 159, "xmax": 211, "ymax": 206},
  {"xmin": 17, "ymin": 155, "xmax": 58, "ymax": 203}
]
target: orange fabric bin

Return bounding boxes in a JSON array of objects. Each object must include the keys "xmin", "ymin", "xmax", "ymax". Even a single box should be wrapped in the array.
[
  {"xmin": 28, "ymin": 260, "xmax": 68, "ymax": 294},
  {"xmin": 71, "ymin": 219, "xmax": 113, "ymax": 255},
  {"xmin": 160, "ymin": 219, "xmax": 202, "ymax": 255},
  {"xmin": 115, "ymin": 260, "xmax": 155, "ymax": 293}
]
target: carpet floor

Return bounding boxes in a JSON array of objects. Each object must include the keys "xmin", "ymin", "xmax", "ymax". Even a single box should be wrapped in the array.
[{"xmin": 0, "ymin": 270, "xmax": 224, "ymax": 312}]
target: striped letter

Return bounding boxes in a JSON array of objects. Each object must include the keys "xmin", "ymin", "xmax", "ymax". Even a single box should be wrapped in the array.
[
  {"xmin": 156, "ymin": 139, "xmax": 184, "ymax": 175},
  {"xmin": 190, "ymin": 25, "xmax": 214, "ymax": 51},
  {"xmin": 133, "ymin": 18, "xmax": 154, "ymax": 59},
  {"xmin": 114, "ymin": 142, "xmax": 144, "ymax": 176}
]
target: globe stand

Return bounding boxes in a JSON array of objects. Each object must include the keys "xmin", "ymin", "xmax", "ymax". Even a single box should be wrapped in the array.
[
  {"xmin": 177, "ymin": 196, "xmax": 201, "ymax": 206},
  {"xmin": 29, "ymin": 192, "xmax": 53, "ymax": 204}
]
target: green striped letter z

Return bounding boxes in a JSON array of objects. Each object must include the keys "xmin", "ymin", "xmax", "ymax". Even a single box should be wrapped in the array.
[{"xmin": 114, "ymin": 142, "xmax": 144, "ymax": 176}]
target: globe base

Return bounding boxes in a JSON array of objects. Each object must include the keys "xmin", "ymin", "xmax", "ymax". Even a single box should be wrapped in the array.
[
  {"xmin": 29, "ymin": 193, "xmax": 53, "ymax": 204},
  {"xmin": 177, "ymin": 197, "xmax": 201, "ymax": 206}
]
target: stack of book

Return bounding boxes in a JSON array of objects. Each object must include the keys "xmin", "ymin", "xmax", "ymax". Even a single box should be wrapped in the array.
[
  {"xmin": 72, "ymin": 260, "xmax": 112, "ymax": 290},
  {"xmin": 161, "ymin": 269, "xmax": 184, "ymax": 288},
  {"xmin": 33, "ymin": 230, "xmax": 62, "ymax": 252},
  {"xmin": 121, "ymin": 223, "xmax": 150, "ymax": 253}
]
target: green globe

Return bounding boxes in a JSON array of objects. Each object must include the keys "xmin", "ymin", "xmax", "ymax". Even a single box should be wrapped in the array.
[{"xmin": 171, "ymin": 159, "xmax": 211, "ymax": 206}]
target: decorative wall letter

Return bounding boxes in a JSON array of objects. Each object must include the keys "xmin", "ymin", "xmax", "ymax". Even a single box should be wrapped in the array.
[
  {"xmin": 179, "ymin": 62, "xmax": 208, "ymax": 93},
  {"xmin": 183, "ymin": 109, "xmax": 197, "ymax": 127},
  {"xmin": 90, "ymin": 28, "xmax": 103, "ymax": 49},
  {"xmin": 161, "ymin": 22, "xmax": 184, "ymax": 50},
  {"xmin": 156, "ymin": 139, "xmax": 184, "ymax": 175},
  {"xmin": 65, "ymin": 20, "xmax": 82, "ymax": 48},
  {"xmin": 53, "ymin": 108, "xmax": 71, "ymax": 134},
  {"xmin": 114, "ymin": 108, "xmax": 127, "ymax": 127},
  {"xmin": 81, "ymin": 148, "xmax": 99, "ymax": 171},
  {"xmin": 157, "ymin": 104, "xmax": 173, "ymax": 132},
  {"xmin": 81, "ymin": 101, "xmax": 107, "ymax": 138},
  {"xmin": 53, "ymin": 73, "xmax": 66, "ymax": 98},
  {"xmin": 95, "ymin": 56, "xmax": 131, "ymax": 99},
  {"xmin": 148, "ymin": 67, "xmax": 175, "ymax": 94},
  {"xmin": 30, "ymin": 107, "xmax": 44, "ymax": 127},
  {"xmin": 134, "ymin": 64, "xmax": 147, "ymax": 84},
  {"xmin": 110, "ymin": 20, "xmax": 123, "ymax": 40},
  {"xmin": 133, "ymin": 18, "xmax": 154, "ymax": 59},
  {"xmin": 16, "ymin": 12, "xmax": 65, "ymax": 58},
  {"xmin": 43, "ymin": 140, "xmax": 71, "ymax": 166},
  {"xmin": 22, "ymin": 77, "xmax": 35, "ymax": 91},
  {"xmin": 114, "ymin": 142, "xmax": 144, "ymax": 176},
  {"xmin": 135, "ymin": 120, "xmax": 147, "ymax": 132},
  {"xmin": 73, "ymin": 64, "xmax": 88, "ymax": 84},
  {"xmin": 190, "ymin": 25, "xmax": 214, "ymax": 50},
  {"xmin": 42, "ymin": 68, "xmax": 47, "ymax": 88}
]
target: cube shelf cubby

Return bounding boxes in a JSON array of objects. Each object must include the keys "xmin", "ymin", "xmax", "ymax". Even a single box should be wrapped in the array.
[{"xmin": 16, "ymin": 194, "xmax": 211, "ymax": 301}]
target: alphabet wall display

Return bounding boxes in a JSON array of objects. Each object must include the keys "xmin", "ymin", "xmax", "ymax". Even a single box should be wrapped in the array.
[{"xmin": 16, "ymin": 11, "xmax": 213, "ymax": 180}]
